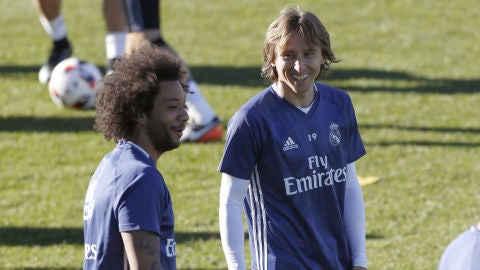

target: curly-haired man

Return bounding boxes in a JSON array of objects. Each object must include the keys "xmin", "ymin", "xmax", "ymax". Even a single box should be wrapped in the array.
[{"xmin": 83, "ymin": 44, "xmax": 189, "ymax": 269}]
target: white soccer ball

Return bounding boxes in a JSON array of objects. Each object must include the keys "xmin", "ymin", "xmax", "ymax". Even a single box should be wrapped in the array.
[{"xmin": 48, "ymin": 57, "xmax": 102, "ymax": 109}]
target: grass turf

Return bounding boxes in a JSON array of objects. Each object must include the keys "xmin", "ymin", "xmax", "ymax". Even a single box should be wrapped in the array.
[{"xmin": 1, "ymin": 0, "xmax": 479, "ymax": 268}]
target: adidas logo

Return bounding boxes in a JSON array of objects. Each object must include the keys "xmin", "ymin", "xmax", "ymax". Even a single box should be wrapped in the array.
[{"xmin": 283, "ymin": 137, "xmax": 299, "ymax": 151}]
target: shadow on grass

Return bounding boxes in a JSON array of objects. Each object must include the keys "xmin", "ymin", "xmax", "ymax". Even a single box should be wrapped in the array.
[
  {"xmin": 1, "ymin": 64, "xmax": 479, "ymax": 93},
  {"xmin": 190, "ymin": 66, "xmax": 480, "ymax": 94},
  {"xmin": 0, "ymin": 227, "xmax": 221, "ymax": 246},
  {"xmin": 3, "ymin": 116, "xmax": 479, "ymax": 148},
  {"xmin": 361, "ymin": 123, "xmax": 480, "ymax": 134},
  {"xmin": 0, "ymin": 227, "xmax": 83, "ymax": 246},
  {"xmin": 324, "ymin": 69, "xmax": 480, "ymax": 94},
  {"xmin": 0, "ymin": 226, "xmax": 382, "ymax": 246},
  {"xmin": 0, "ymin": 116, "xmax": 95, "ymax": 132},
  {"xmin": 365, "ymin": 141, "xmax": 480, "ymax": 147},
  {"xmin": 361, "ymin": 123, "xmax": 480, "ymax": 147},
  {"xmin": 366, "ymin": 233, "xmax": 384, "ymax": 240}
]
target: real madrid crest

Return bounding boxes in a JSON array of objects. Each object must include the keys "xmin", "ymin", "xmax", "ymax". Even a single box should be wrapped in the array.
[{"xmin": 329, "ymin": 122, "xmax": 341, "ymax": 146}]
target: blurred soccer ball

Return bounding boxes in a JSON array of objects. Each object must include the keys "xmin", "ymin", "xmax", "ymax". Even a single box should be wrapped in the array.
[{"xmin": 48, "ymin": 57, "xmax": 102, "ymax": 109}]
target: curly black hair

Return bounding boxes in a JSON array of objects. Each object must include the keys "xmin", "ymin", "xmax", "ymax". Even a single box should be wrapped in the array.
[{"xmin": 94, "ymin": 44, "xmax": 188, "ymax": 142}]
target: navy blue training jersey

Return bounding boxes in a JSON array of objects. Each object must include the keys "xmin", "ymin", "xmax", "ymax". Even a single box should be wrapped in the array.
[
  {"xmin": 218, "ymin": 83, "xmax": 366, "ymax": 270},
  {"xmin": 83, "ymin": 141, "xmax": 176, "ymax": 269}
]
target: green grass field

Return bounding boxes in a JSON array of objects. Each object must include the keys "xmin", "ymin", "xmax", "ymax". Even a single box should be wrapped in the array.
[{"xmin": 1, "ymin": 0, "xmax": 479, "ymax": 269}]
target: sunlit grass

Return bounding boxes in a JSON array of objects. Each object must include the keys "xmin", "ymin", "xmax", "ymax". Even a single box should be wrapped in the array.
[{"xmin": 1, "ymin": 0, "xmax": 479, "ymax": 269}]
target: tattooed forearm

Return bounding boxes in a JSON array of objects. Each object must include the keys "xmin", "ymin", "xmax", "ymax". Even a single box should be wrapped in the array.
[
  {"xmin": 135, "ymin": 233, "xmax": 158, "ymax": 256},
  {"xmin": 122, "ymin": 230, "xmax": 161, "ymax": 270}
]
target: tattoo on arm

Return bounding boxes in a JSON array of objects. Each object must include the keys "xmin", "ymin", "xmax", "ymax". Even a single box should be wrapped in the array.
[
  {"xmin": 136, "ymin": 234, "xmax": 156, "ymax": 256},
  {"xmin": 122, "ymin": 231, "xmax": 161, "ymax": 269}
]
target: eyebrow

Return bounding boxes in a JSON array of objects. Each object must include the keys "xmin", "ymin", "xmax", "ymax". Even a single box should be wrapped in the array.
[
  {"xmin": 164, "ymin": 97, "xmax": 182, "ymax": 102},
  {"xmin": 281, "ymin": 48, "xmax": 296, "ymax": 54}
]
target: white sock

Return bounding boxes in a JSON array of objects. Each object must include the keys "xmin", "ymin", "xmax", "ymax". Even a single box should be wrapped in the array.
[
  {"xmin": 39, "ymin": 14, "xmax": 67, "ymax": 41},
  {"xmin": 186, "ymin": 80, "xmax": 217, "ymax": 126},
  {"xmin": 105, "ymin": 32, "xmax": 126, "ymax": 59}
]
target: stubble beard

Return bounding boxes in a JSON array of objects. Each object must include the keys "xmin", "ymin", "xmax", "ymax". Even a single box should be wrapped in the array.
[{"xmin": 145, "ymin": 121, "xmax": 179, "ymax": 154}]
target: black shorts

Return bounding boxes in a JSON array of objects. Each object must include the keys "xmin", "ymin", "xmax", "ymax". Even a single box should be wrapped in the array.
[{"xmin": 123, "ymin": 0, "xmax": 160, "ymax": 31}]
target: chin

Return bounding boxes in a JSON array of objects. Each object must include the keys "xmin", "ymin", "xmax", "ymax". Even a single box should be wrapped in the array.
[
  {"xmin": 168, "ymin": 139, "xmax": 181, "ymax": 149},
  {"xmin": 172, "ymin": 141, "xmax": 181, "ymax": 148},
  {"xmin": 154, "ymin": 140, "xmax": 179, "ymax": 153}
]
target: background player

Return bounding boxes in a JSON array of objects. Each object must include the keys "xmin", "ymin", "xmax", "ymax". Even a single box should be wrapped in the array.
[
  {"xmin": 437, "ymin": 220, "xmax": 480, "ymax": 270},
  {"xmin": 33, "ymin": 0, "xmax": 127, "ymax": 83},
  {"xmin": 34, "ymin": 0, "xmax": 223, "ymax": 142},
  {"xmin": 121, "ymin": 0, "xmax": 223, "ymax": 142},
  {"xmin": 218, "ymin": 6, "xmax": 368, "ymax": 269}
]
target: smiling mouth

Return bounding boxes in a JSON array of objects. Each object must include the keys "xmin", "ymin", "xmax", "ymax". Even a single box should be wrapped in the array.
[
  {"xmin": 174, "ymin": 125, "xmax": 186, "ymax": 138},
  {"xmin": 292, "ymin": 74, "xmax": 309, "ymax": 81}
]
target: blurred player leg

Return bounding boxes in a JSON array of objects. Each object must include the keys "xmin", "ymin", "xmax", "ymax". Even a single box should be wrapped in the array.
[
  {"xmin": 123, "ymin": 0, "xmax": 223, "ymax": 142},
  {"xmin": 181, "ymin": 80, "xmax": 223, "ymax": 142},
  {"xmin": 103, "ymin": 0, "xmax": 127, "ymax": 74},
  {"xmin": 34, "ymin": 0, "xmax": 73, "ymax": 84}
]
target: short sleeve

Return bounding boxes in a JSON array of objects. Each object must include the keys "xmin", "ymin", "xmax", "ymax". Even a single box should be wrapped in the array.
[
  {"xmin": 116, "ymin": 169, "xmax": 164, "ymax": 235},
  {"xmin": 218, "ymin": 111, "xmax": 260, "ymax": 180}
]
